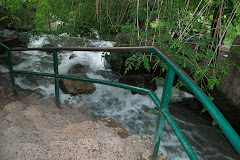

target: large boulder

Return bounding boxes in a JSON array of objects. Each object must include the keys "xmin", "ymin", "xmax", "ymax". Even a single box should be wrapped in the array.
[
  {"xmin": 0, "ymin": 54, "xmax": 22, "ymax": 66},
  {"xmin": 0, "ymin": 36, "xmax": 23, "ymax": 54},
  {"xmin": 59, "ymin": 73, "xmax": 96, "ymax": 95},
  {"xmin": 96, "ymin": 70, "xmax": 120, "ymax": 80},
  {"xmin": 217, "ymin": 36, "xmax": 240, "ymax": 109},
  {"xmin": 119, "ymin": 74, "xmax": 157, "ymax": 94},
  {"xmin": 42, "ymin": 44, "xmax": 55, "ymax": 54},
  {"xmin": 68, "ymin": 64, "xmax": 89, "ymax": 74},
  {"xmin": 0, "ymin": 30, "xmax": 30, "ymax": 54},
  {"xmin": 18, "ymin": 32, "xmax": 30, "ymax": 44}
]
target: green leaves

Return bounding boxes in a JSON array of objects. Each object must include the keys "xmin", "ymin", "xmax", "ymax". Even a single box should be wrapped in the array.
[
  {"xmin": 207, "ymin": 76, "xmax": 219, "ymax": 90},
  {"xmin": 124, "ymin": 54, "xmax": 138, "ymax": 75},
  {"xmin": 143, "ymin": 56, "xmax": 151, "ymax": 73},
  {"xmin": 0, "ymin": 16, "xmax": 9, "ymax": 22},
  {"xmin": 0, "ymin": 0, "xmax": 38, "ymax": 30},
  {"xmin": 124, "ymin": 53, "xmax": 151, "ymax": 75}
]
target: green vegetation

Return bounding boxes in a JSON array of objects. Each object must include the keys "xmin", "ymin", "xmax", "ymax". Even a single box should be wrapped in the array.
[{"xmin": 0, "ymin": 0, "xmax": 240, "ymax": 100}]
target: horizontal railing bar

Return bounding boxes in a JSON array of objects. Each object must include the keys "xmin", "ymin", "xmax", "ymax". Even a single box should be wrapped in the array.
[
  {"xmin": 0, "ymin": 59, "xmax": 10, "ymax": 70},
  {"xmin": 12, "ymin": 69, "xmax": 154, "ymax": 97},
  {"xmin": 13, "ymin": 70, "xmax": 56, "ymax": 77},
  {"xmin": 58, "ymin": 74, "xmax": 151, "ymax": 95},
  {"xmin": 162, "ymin": 110, "xmax": 198, "ymax": 160},
  {"xmin": 11, "ymin": 46, "xmax": 154, "ymax": 52},
  {"xmin": 153, "ymin": 47, "xmax": 240, "ymax": 155}
]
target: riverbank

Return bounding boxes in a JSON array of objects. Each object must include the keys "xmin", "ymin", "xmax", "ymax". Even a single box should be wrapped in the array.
[{"xmin": 0, "ymin": 72, "xmax": 167, "ymax": 160}]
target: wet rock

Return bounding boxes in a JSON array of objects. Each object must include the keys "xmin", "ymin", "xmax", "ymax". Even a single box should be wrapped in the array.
[
  {"xmin": 18, "ymin": 32, "xmax": 30, "ymax": 45},
  {"xmin": 101, "ymin": 117, "xmax": 123, "ymax": 128},
  {"xmin": 0, "ymin": 30, "xmax": 29, "ymax": 54},
  {"xmin": 96, "ymin": 70, "xmax": 120, "ymax": 80},
  {"xmin": 0, "ymin": 55, "xmax": 23, "ymax": 66},
  {"xmin": 103, "ymin": 51, "xmax": 131, "ymax": 74},
  {"xmin": 68, "ymin": 63, "xmax": 89, "ymax": 74},
  {"xmin": 119, "ymin": 74, "xmax": 157, "ymax": 94},
  {"xmin": 42, "ymin": 44, "xmax": 54, "ymax": 54},
  {"xmin": 42, "ymin": 44, "xmax": 54, "ymax": 48},
  {"xmin": 69, "ymin": 54, "xmax": 76, "ymax": 59},
  {"xmin": 0, "ymin": 36, "xmax": 24, "ymax": 54},
  {"xmin": 0, "ymin": 30, "xmax": 19, "ymax": 39},
  {"xmin": 101, "ymin": 118, "xmax": 131, "ymax": 138},
  {"xmin": 217, "ymin": 35, "xmax": 240, "ymax": 109},
  {"xmin": 47, "ymin": 36, "xmax": 84, "ymax": 47},
  {"xmin": 118, "ymin": 128, "xmax": 131, "ymax": 138},
  {"xmin": 59, "ymin": 73, "xmax": 96, "ymax": 95},
  {"xmin": 103, "ymin": 55, "xmax": 111, "ymax": 70}
]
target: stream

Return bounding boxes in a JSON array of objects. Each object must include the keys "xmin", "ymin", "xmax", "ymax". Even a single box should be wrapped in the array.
[{"xmin": 0, "ymin": 32, "xmax": 239, "ymax": 160}]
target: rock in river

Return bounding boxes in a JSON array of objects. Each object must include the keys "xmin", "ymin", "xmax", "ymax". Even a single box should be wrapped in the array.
[
  {"xmin": 119, "ymin": 74, "xmax": 157, "ymax": 94},
  {"xmin": 59, "ymin": 73, "xmax": 96, "ymax": 95}
]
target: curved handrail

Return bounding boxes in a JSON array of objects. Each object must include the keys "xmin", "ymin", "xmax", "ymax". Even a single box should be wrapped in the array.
[
  {"xmin": 152, "ymin": 46, "xmax": 240, "ymax": 156},
  {"xmin": 0, "ymin": 44, "xmax": 239, "ymax": 159},
  {"xmin": 11, "ymin": 69, "xmax": 197, "ymax": 159}
]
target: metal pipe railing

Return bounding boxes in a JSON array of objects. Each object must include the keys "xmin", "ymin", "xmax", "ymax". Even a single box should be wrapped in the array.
[
  {"xmin": 152, "ymin": 46, "xmax": 240, "ymax": 156},
  {"xmin": 0, "ymin": 43, "xmax": 239, "ymax": 159},
  {"xmin": 0, "ymin": 42, "xmax": 16, "ymax": 94}
]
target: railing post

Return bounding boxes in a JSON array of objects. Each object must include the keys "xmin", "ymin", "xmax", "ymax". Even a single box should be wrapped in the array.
[
  {"xmin": 7, "ymin": 50, "xmax": 17, "ymax": 95},
  {"xmin": 153, "ymin": 65, "xmax": 175, "ymax": 157},
  {"xmin": 53, "ymin": 50, "xmax": 60, "ymax": 107}
]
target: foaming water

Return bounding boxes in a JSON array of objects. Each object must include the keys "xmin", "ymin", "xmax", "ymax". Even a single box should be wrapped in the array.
[{"xmin": 0, "ymin": 35, "xmax": 237, "ymax": 160}]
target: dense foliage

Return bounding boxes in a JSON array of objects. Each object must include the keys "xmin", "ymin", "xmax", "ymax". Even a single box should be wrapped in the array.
[{"xmin": 0, "ymin": 0, "xmax": 240, "ymax": 101}]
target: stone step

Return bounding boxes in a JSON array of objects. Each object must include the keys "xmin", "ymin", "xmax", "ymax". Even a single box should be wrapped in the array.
[{"xmin": 0, "ymin": 93, "xmax": 167, "ymax": 160}]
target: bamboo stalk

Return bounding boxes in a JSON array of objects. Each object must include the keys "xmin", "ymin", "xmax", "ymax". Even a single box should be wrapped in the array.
[
  {"xmin": 152, "ymin": 0, "xmax": 162, "ymax": 45},
  {"xmin": 145, "ymin": 0, "xmax": 149, "ymax": 46},
  {"xmin": 219, "ymin": 2, "xmax": 240, "ymax": 45},
  {"xmin": 137, "ymin": 0, "xmax": 140, "ymax": 40},
  {"xmin": 96, "ymin": 0, "xmax": 99, "ymax": 23},
  {"xmin": 179, "ymin": 0, "xmax": 204, "ymax": 40},
  {"xmin": 181, "ymin": 1, "xmax": 211, "ymax": 42}
]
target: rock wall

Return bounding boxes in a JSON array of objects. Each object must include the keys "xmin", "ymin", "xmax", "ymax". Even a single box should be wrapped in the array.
[{"xmin": 218, "ymin": 36, "xmax": 240, "ymax": 109}]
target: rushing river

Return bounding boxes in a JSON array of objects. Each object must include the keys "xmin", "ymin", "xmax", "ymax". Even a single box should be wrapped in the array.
[{"xmin": 0, "ymin": 33, "xmax": 239, "ymax": 160}]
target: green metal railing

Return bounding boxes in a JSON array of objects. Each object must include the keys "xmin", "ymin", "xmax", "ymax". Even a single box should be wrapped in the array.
[{"xmin": 0, "ymin": 42, "xmax": 239, "ymax": 159}]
